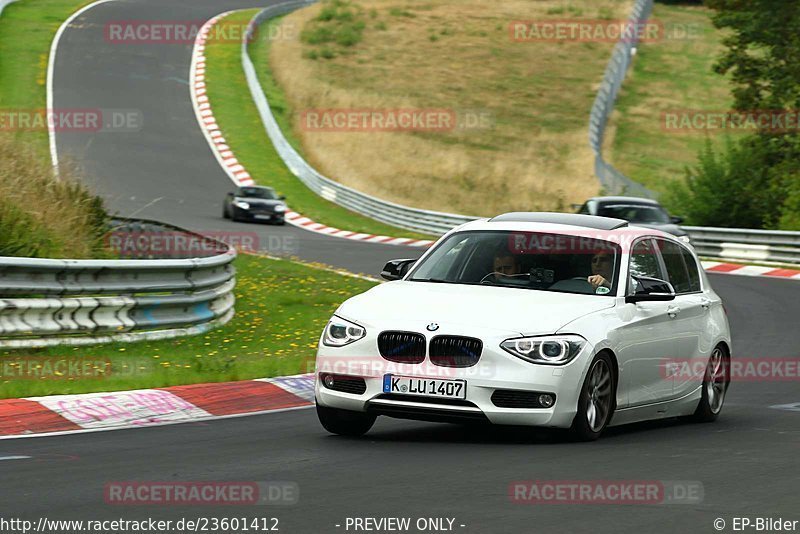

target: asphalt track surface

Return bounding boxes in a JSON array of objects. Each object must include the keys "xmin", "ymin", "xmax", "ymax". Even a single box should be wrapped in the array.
[
  {"xmin": 2, "ymin": 1, "xmax": 799, "ymax": 533},
  {"xmin": 51, "ymin": 0, "xmax": 423, "ymax": 276}
]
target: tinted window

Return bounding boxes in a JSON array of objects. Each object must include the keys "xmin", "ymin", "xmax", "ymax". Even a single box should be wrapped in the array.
[
  {"xmin": 681, "ymin": 246, "xmax": 702, "ymax": 292},
  {"xmin": 657, "ymin": 239, "xmax": 692, "ymax": 294},
  {"xmin": 629, "ymin": 239, "xmax": 663, "ymax": 280},
  {"xmin": 408, "ymin": 230, "xmax": 622, "ymax": 296},
  {"xmin": 598, "ymin": 204, "xmax": 671, "ymax": 224},
  {"xmin": 238, "ymin": 187, "xmax": 277, "ymax": 199}
]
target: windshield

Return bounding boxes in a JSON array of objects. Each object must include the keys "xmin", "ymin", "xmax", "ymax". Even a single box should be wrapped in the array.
[
  {"xmin": 238, "ymin": 187, "xmax": 277, "ymax": 199},
  {"xmin": 598, "ymin": 204, "xmax": 670, "ymax": 224},
  {"xmin": 408, "ymin": 230, "xmax": 621, "ymax": 296}
]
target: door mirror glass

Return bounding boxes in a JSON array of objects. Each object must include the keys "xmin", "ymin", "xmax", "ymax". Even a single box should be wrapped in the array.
[{"xmin": 381, "ymin": 259, "xmax": 417, "ymax": 281}]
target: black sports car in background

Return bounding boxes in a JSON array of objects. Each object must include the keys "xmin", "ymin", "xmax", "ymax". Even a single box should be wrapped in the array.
[
  {"xmin": 575, "ymin": 196, "xmax": 690, "ymax": 243},
  {"xmin": 223, "ymin": 186, "xmax": 287, "ymax": 225}
]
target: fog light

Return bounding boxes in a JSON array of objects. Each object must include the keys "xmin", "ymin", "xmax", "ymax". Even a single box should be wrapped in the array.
[
  {"xmin": 322, "ymin": 373, "xmax": 335, "ymax": 389},
  {"xmin": 538, "ymin": 394, "xmax": 555, "ymax": 408}
]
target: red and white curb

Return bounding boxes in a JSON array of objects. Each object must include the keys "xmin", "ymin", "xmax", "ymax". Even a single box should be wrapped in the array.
[
  {"xmin": 701, "ymin": 261, "xmax": 800, "ymax": 280},
  {"xmin": 0, "ymin": 374, "xmax": 315, "ymax": 439},
  {"xmin": 189, "ymin": 14, "xmax": 434, "ymax": 249}
]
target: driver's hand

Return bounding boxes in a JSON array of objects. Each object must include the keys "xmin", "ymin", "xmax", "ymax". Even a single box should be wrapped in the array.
[{"xmin": 588, "ymin": 275, "xmax": 608, "ymax": 289}]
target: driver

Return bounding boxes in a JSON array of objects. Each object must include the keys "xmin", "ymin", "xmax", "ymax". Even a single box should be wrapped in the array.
[
  {"xmin": 489, "ymin": 252, "xmax": 522, "ymax": 283},
  {"xmin": 588, "ymin": 251, "xmax": 614, "ymax": 290}
]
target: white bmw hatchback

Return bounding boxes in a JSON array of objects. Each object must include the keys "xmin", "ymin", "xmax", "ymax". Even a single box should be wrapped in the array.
[{"xmin": 314, "ymin": 213, "xmax": 731, "ymax": 440}]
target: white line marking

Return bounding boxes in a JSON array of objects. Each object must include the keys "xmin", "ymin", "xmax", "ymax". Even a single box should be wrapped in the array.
[
  {"xmin": 47, "ymin": 0, "xmax": 118, "ymax": 173},
  {"xmin": 0, "ymin": 455, "xmax": 32, "ymax": 461}
]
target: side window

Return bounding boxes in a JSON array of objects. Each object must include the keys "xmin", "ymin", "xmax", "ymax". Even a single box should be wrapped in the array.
[
  {"xmin": 681, "ymin": 246, "xmax": 702, "ymax": 292},
  {"xmin": 657, "ymin": 239, "xmax": 692, "ymax": 294},
  {"xmin": 628, "ymin": 239, "xmax": 664, "ymax": 293}
]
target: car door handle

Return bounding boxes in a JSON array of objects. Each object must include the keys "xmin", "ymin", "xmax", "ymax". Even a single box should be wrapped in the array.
[{"xmin": 667, "ymin": 306, "xmax": 681, "ymax": 318}]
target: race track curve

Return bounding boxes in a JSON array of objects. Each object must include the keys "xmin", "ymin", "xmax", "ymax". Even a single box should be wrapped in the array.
[{"xmin": 2, "ymin": 2, "xmax": 798, "ymax": 533}]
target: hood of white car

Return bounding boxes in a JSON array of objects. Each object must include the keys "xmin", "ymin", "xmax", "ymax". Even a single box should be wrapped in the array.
[{"xmin": 337, "ymin": 281, "xmax": 616, "ymax": 337}]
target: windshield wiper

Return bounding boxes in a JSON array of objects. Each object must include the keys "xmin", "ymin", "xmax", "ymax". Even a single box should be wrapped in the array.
[{"xmin": 412, "ymin": 278, "xmax": 455, "ymax": 284}]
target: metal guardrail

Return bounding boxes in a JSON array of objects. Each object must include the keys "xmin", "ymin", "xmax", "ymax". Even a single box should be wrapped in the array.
[
  {"xmin": 243, "ymin": 1, "xmax": 477, "ymax": 236},
  {"xmin": 588, "ymin": 0, "xmax": 656, "ymax": 198},
  {"xmin": 685, "ymin": 227, "xmax": 800, "ymax": 265},
  {"xmin": 0, "ymin": 219, "xmax": 237, "ymax": 348},
  {"xmin": 243, "ymin": 1, "xmax": 800, "ymax": 266}
]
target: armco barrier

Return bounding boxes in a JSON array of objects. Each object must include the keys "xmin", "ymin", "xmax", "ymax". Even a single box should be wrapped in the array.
[
  {"xmin": 243, "ymin": 1, "xmax": 477, "ymax": 236},
  {"xmin": 588, "ymin": 0, "xmax": 656, "ymax": 198},
  {"xmin": 241, "ymin": 3, "xmax": 800, "ymax": 264},
  {"xmin": 0, "ymin": 219, "xmax": 236, "ymax": 348},
  {"xmin": 685, "ymin": 227, "xmax": 800, "ymax": 266}
]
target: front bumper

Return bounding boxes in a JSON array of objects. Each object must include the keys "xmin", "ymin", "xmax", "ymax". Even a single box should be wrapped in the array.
[
  {"xmin": 315, "ymin": 339, "xmax": 594, "ymax": 429},
  {"xmin": 233, "ymin": 207, "xmax": 285, "ymax": 222}
]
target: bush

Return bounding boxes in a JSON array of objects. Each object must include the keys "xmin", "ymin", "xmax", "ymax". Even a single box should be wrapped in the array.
[
  {"xmin": 0, "ymin": 134, "xmax": 109, "ymax": 258},
  {"xmin": 663, "ymin": 136, "xmax": 781, "ymax": 229},
  {"xmin": 301, "ymin": 0, "xmax": 367, "ymax": 56}
]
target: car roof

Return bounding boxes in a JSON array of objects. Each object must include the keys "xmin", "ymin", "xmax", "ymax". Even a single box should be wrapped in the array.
[
  {"xmin": 238, "ymin": 185, "xmax": 273, "ymax": 190},
  {"xmin": 454, "ymin": 213, "xmax": 673, "ymax": 245},
  {"xmin": 488, "ymin": 212, "xmax": 628, "ymax": 230},
  {"xmin": 588, "ymin": 196, "xmax": 660, "ymax": 206}
]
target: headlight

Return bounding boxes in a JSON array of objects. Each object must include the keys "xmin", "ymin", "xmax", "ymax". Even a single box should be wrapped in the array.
[
  {"xmin": 273, "ymin": 204, "xmax": 287, "ymax": 213},
  {"xmin": 500, "ymin": 335, "xmax": 586, "ymax": 365},
  {"xmin": 234, "ymin": 201, "xmax": 250, "ymax": 210},
  {"xmin": 322, "ymin": 316, "xmax": 366, "ymax": 347}
]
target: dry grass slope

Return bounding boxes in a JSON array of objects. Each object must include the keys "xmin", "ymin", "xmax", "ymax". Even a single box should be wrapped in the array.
[
  {"xmin": 268, "ymin": 0, "xmax": 634, "ymax": 216},
  {"xmin": 0, "ymin": 135, "xmax": 108, "ymax": 258}
]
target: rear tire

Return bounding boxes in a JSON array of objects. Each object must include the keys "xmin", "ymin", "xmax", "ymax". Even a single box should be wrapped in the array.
[
  {"xmin": 570, "ymin": 352, "xmax": 616, "ymax": 441},
  {"xmin": 316, "ymin": 403, "xmax": 376, "ymax": 437},
  {"xmin": 691, "ymin": 345, "xmax": 729, "ymax": 423}
]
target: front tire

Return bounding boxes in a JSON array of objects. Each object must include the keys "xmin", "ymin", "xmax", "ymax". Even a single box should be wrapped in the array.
[
  {"xmin": 691, "ymin": 345, "xmax": 729, "ymax": 423},
  {"xmin": 570, "ymin": 352, "xmax": 616, "ymax": 441},
  {"xmin": 316, "ymin": 403, "xmax": 376, "ymax": 437}
]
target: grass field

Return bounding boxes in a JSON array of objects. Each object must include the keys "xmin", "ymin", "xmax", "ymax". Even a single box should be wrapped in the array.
[
  {"xmin": 264, "ymin": 0, "xmax": 639, "ymax": 216},
  {"xmin": 0, "ymin": 0, "xmax": 93, "ymax": 155},
  {"xmin": 607, "ymin": 3, "xmax": 733, "ymax": 196},
  {"xmin": 0, "ymin": 0, "xmax": 111, "ymax": 258},
  {"xmin": 205, "ymin": 9, "xmax": 429, "ymax": 239},
  {"xmin": 0, "ymin": 253, "xmax": 377, "ymax": 399}
]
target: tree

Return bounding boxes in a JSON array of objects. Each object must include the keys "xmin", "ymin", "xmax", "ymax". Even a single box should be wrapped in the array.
[{"xmin": 707, "ymin": 0, "xmax": 800, "ymax": 112}]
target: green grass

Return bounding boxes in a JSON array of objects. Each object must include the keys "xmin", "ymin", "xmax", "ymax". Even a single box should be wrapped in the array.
[
  {"xmin": 0, "ymin": 0, "xmax": 94, "ymax": 156},
  {"xmin": 609, "ymin": 3, "xmax": 733, "ymax": 195},
  {"xmin": 0, "ymin": 253, "xmax": 377, "ymax": 398},
  {"xmin": 204, "ymin": 9, "xmax": 430, "ymax": 239}
]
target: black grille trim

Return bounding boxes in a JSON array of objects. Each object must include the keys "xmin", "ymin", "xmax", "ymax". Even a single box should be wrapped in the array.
[
  {"xmin": 378, "ymin": 331, "xmax": 426, "ymax": 363},
  {"xmin": 319, "ymin": 373, "xmax": 367, "ymax": 395},
  {"xmin": 491, "ymin": 389, "xmax": 555, "ymax": 409},
  {"xmin": 429, "ymin": 335, "xmax": 483, "ymax": 367}
]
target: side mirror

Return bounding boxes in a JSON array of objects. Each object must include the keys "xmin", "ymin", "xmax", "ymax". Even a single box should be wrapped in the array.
[
  {"xmin": 625, "ymin": 276, "xmax": 676, "ymax": 303},
  {"xmin": 381, "ymin": 259, "xmax": 417, "ymax": 281},
  {"xmin": 670, "ymin": 216, "xmax": 684, "ymax": 224},
  {"xmin": 226, "ymin": 192, "xmax": 234, "ymax": 197},
  {"xmin": 279, "ymin": 195, "xmax": 286, "ymax": 200}
]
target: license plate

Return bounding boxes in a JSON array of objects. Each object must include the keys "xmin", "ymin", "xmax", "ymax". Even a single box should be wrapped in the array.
[
  {"xmin": 254, "ymin": 214, "xmax": 273, "ymax": 220},
  {"xmin": 383, "ymin": 375, "xmax": 466, "ymax": 399}
]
